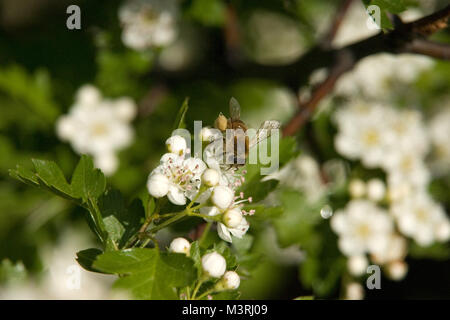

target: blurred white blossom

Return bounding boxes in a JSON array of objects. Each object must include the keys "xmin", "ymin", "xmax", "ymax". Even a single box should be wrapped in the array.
[
  {"xmin": 391, "ymin": 192, "xmax": 450, "ymax": 246},
  {"xmin": 428, "ymin": 105, "xmax": 450, "ymax": 176},
  {"xmin": 119, "ymin": 0, "xmax": 178, "ymax": 50},
  {"xmin": 331, "ymin": 199, "xmax": 394, "ymax": 256},
  {"xmin": 56, "ymin": 85, "xmax": 136, "ymax": 175},
  {"xmin": 335, "ymin": 53, "xmax": 433, "ymax": 99}
]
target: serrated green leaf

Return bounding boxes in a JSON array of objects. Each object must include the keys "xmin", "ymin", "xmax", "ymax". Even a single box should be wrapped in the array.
[
  {"xmin": 31, "ymin": 159, "xmax": 73, "ymax": 196},
  {"xmin": 93, "ymin": 248, "xmax": 197, "ymax": 299},
  {"xmin": 71, "ymin": 155, "xmax": 106, "ymax": 202}
]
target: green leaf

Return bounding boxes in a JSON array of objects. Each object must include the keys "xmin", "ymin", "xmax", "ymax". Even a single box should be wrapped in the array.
[
  {"xmin": 93, "ymin": 248, "xmax": 197, "ymax": 299},
  {"xmin": 31, "ymin": 159, "xmax": 73, "ymax": 196},
  {"xmin": 172, "ymin": 98, "xmax": 189, "ymax": 131},
  {"xmin": 71, "ymin": 155, "xmax": 106, "ymax": 202},
  {"xmin": 188, "ymin": 0, "xmax": 226, "ymax": 27},
  {"xmin": 76, "ymin": 248, "xmax": 104, "ymax": 272}
]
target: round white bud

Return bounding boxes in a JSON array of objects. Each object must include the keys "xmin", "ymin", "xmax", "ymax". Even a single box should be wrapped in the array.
[
  {"xmin": 211, "ymin": 186, "xmax": 234, "ymax": 210},
  {"xmin": 202, "ymin": 169, "xmax": 220, "ymax": 187},
  {"xmin": 169, "ymin": 237, "xmax": 191, "ymax": 255},
  {"xmin": 165, "ymin": 135, "xmax": 187, "ymax": 156},
  {"xmin": 345, "ymin": 282, "xmax": 364, "ymax": 300},
  {"xmin": 387, "ymin": 261, "xmax": 408, "ymax": 281},
  {"xmin": 349, "ymin": 179, "xmax": 366, "ymax": 198},
  {"xmin": 222, "ymin": 271, "xmax": 240, "ymax": 290},
  {"xmin": 367, "ymin": 179, "xmax": 386, "ymax": 202},
  {"xmin": 347, "ymin": 255, "xmax": 368, "ymax": 276},
  {"xmin": 201, "ymin": 252, "xmax": 226, "ymax": 278},
  {"xmin": 147, "ymin": 173, "xmax": 169, "ymax": 198},
  {"xmin": 223, "ymin": 208, "xmax": 243, "ymax": 228}
]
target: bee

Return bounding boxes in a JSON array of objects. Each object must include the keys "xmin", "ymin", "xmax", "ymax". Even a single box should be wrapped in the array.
[{"xmin": 214, "ymin": 98, "xmax": 281, "ymax": 167}]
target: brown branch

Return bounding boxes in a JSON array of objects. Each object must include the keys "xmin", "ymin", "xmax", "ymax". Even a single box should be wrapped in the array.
[
  {"xmin": 282, "ymin": 50, "xmax": 354, "ymax": 136},
  {"xmin": 403, "ymin": 39, "xmax": 450, "ymax": 60},
  {"xmin": 282, "ymin": 4, "xmax": 450, "ymax": 136},
  {"xmin": 322, "ymin": 0, "xmax": 355, "ymax": 48},
  {"xmin": 406, "ymin": 4, "xmax": 450, "ymax": 36}
]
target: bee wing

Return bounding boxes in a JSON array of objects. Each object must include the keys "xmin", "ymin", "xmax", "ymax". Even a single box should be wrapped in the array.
[
  {"xmin": 249, "ymin": 120, "xmax": 281, "ymax": 148},
  {"xmin": 229, "ymin": 97, "xmax": 241, "ymax": 121}
]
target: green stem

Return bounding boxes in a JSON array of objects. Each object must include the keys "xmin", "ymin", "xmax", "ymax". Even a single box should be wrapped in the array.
[
  {"xmin": 149, "ymin": 211, "xmax": 188, "ymax": 233},
  {"xmin": 196, "ymin": 289, "xmax": 216, "ymax": 300},
  {"xmin": 199, "ymin": 221, "xmax": 212, "ymax": 246},
  {"xmin": 191, "ymin": 279, "xmax": 205, "ymax": 300}
]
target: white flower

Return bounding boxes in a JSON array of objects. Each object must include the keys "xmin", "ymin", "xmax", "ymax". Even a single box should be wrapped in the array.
[
  {"xmin": 202, "ymin": 168, "xmax": 220, "ymax": 187},
  {"xmin": 169, "ymin": 237, "xmax": 191, "ymax": 255},
  {"xmin": 334, "ymin": 102, "xmax": 396, "ymax": 168},
  {"xmin": 221, "ymin": 271, "xmax": 240, "ymax": 290},
  {"xmin": 347, "ymin": 255, "xmax": 368, "ymax": 276},
  {"xmin": 366, "ymin": 179, "xmax": 385, "ymax": 202},
  {"xmin": 201, "ymin": 252, "xmax": 226, "ymax": 278},
  {"xmin": 331, "ymin": 200, "xmax": 394, "ymax": 256},
  {"xmin": 384, "ymin": 152, "xmax": 430, "ymax": 191},
  {"xmin": 371, "ymin": 234, "xmax": 407, "ymax": 265},
  {"xmin": 345, "ymin": 282, "xmax": 364, "ymax": 300},
  {"xmin": 148, "ymin": 153, "xmax": 206, "ymax": 205},
  {"xmin": 165, "ymin": 135, "xmax": 187, "ymax": 156},
  {"xmin": 348, "ymin": 179, "xmax": 366, "ymax": 199},
  {"xmin": 428, "ymin": 106, "xmax": 450, "ymax": 176},
  {"xmin": 211, "ymin": 186, "xmax": 234, "ymax": 210},
  {"xmin": 386, "ymin": 261, "xmax": 408, "ymax": 281},
  {"xmin": 335, "ymin": 53, "xmax": 433, "ymax": 99},
  {"xmin": 119, "ymin": 0, "xmax": 178, "ymax": 50},
  {"xmin": 391, "ymin": 192, "xmax": 449, "ymax": 246},
  {"xmin": 217, "ymin": 217, "xmax": 250, "ymax": 243},
  {"xmin": 56, "ymin": 85, "xmax": 136, "ymax": 176},
  {"xmin": 389, "ymin": 109, "xmax": 429, "ymax": 157},
  {"xmin": 223, "ymin": 208, "xmax": 243, "ymax": 228}
]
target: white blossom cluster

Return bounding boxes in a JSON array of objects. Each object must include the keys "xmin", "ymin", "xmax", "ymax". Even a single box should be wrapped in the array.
[
  {"xmin": 119, "ymin": 0, "xmax": 178, "ymax": 50},
  {"xmin": 335, "ymin": 53, "xmax": 434, "ymax": 99},
  {"xmin": 147, "ymin": 135, "xmax": 253, "ymax": 243},
  {"xmin": 331, "ymin": 100, "xmax": 450, "ymax": 283},
  {"xmin": 427, "ymin": 105, "xmax": 450, "ymax": 176},
  {"xmin": 56, "ymin": 85, "xmax": 136, "ymax": 175}
]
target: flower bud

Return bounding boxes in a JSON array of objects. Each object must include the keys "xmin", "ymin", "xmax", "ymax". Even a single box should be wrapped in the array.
[
  {"xmin": 349, "ymin": 179, "xmax": 366, "ymax": 198},
  {"xmin": 387, "ymin": 261, "xmax": 408, "ymax": 281},
  {"xmin": 147, "ymin": 173, "xmax": 169, "ymax": 198},
  {"xmin": 214, "ymin": 114, "xmax": 228, "ymax": 131},
  {"xmin": 211, "ymin": 186, "xmax": 234, "ymax": 210},
  {"xmin": 201, "ymin": 252, "xmax": 226, "ymax": 278},
  {"xmin": 202, "ymin": 169, "xmax": 220, "ymax": 187},
  {"xmin": 223, "ymin": 208, "xmax": 243, "ymax": 228},
  {"xmin": 169, "ymin": 237, "xmax": 191, "ymax": 255},
  {"xmin": 347, "ymin": 255, "xmax": 368, "ymax": 276},
  {"xmin": 345, "ymin": 282, "xmax": 364, "ymax": 300},
  {"xmin": 219, "ymin": 271, "xmax": 240, "ymax": 290},
  {"xmin": 166, "ymin": 135, "xmax": 187, "ymax": 156},
  {"xmin": 367, "ymin": 179, "xmax": 385, "ymax": 202}
]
